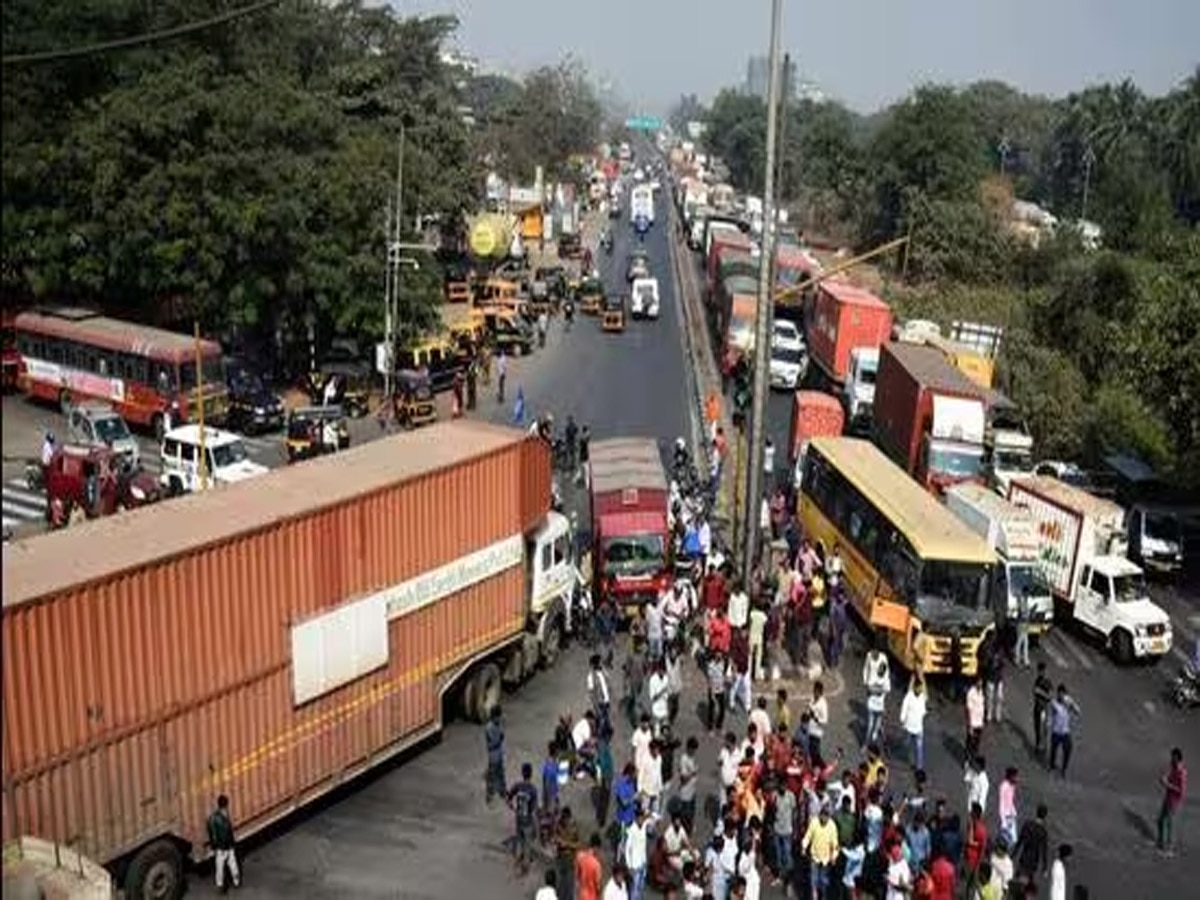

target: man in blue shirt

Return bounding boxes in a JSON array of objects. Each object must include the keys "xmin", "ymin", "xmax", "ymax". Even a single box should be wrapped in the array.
[
  {"xmin": 541, "ymin": 742, "xmax": 561, "ymax": 816},
  {"xmin": 506, "ymin": 763, "xmax": 540, "ymax": 875},
  {"xmin": 485, "ymin": 705, "xmax": 506, "ymax": 804},
  {"xmin": 612, "ymin": 762, "xmax": 639, "ymax": 855}
]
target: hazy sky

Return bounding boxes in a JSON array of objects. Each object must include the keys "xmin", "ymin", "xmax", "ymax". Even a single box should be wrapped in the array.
[{"xmin": 392, "ymin": 0, "xmax": 1197, "ymax": 113}]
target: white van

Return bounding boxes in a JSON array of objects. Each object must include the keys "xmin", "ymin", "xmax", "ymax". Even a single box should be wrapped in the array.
[
  {"xmin": 630, "ymin": 277, "xmax": 661, "ymax": 319},
  {"xmin": 159, "ymin": 424, "xmax": 269, "ymax": 495}
]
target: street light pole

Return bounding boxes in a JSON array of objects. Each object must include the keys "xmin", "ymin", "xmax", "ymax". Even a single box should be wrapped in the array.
[
  {"xmin": 1081, "ymin": 145, "xmax": 1096, "ymax": 222},
  {"xmin": 742, "ymin": 0, "xmax": 784, "ymax": 582},
  {"xmin": 385, "ymin": 127, "xmax": 406, "ymax": 401},
  {"xmin": 383, "ymin": 197, "xmax": 394, "ymax": 402}
]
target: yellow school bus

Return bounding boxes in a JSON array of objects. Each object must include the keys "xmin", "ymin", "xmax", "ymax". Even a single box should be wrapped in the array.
[{"xmin": 799, "ymin": 437, "xmax": 998, "ymax": 676}]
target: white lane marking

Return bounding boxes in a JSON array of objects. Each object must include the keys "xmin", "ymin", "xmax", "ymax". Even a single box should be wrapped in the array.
[
  {"xmin": 2, "ymin": 515, "xmax": 22, "ymax": 529},
  {"xmin": 1040, "ymin": 631, "xmax": 1072, "ymax": 669},
  {"xmin": 3, "ymin": 489, "xmax": 46, "ymax": 513}
]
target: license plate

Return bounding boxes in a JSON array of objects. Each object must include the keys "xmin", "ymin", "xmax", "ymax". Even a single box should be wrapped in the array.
[{"xmin": 1151, "ymin": 638, "xmax": 1167, "ymax": 654}]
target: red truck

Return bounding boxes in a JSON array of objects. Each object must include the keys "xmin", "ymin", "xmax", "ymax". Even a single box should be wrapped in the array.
[
  {"xmin": 807, "ymin": 280, "xmax": 893, "ymax": 387},
  {"xmin": 872, "ymin": 341, "xmax": 989, "ymax": 494},
  {"xmin": 589, "ymin": 437, "xmax": 671, "ymax": 619},
  {"xmin": 706, "ymin": 230, "xmax": 753, "ymax": 301}
]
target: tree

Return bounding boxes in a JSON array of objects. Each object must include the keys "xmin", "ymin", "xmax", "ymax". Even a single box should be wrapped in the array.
[{"xmin": 669, "ymin": 93, "xmax": 705, "ymax": 133}]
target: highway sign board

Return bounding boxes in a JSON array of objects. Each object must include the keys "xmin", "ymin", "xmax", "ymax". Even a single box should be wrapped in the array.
[{"xmin": 625, "ymin": 116, "xmax": 663, "ymax": 132}]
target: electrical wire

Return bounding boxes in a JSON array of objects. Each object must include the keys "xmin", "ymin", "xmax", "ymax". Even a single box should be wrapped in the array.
[{"xmin": 2, "ymin": 0, "xmax": 286, "ymax": 67}]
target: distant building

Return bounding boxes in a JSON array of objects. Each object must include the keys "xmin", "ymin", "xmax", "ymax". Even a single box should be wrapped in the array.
[
  {"xmin": 744, "ymin": 55, "xmax": 797, "ymax": 101},
  {"xmin": 439, "ymin": 49, "xmax": 480, "ymax": 77}
]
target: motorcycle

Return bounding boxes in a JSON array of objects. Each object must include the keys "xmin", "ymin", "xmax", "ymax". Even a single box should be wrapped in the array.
[
  {"xmin": 1171, "ymin": 661, "xmax": 1200, "ymax": 708},
  {"xmin": 563, "ymin": 301, "xmax": 575, "ymax": 331}
]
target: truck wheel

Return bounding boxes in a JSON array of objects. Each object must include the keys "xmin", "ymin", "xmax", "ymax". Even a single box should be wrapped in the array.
[
  {"xmin": 123, "ymin": 839, "xmax": 185, "ymax": 900},
  {"xmin": 1110, "ymin": 630, "xmax": 1134, "ymax": 665},
  {"xmin": 541, "ymin": 616, "xmax": 563, "ymax": 669},
  {"xmin": 472, "ymin": 663, "xmax": 502, "ymax": 723}
]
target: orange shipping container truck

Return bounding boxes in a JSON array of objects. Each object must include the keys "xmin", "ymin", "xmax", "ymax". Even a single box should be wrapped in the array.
[{"xmin": 2, "ymin": 421, "xmax": 578, "ymax": 899}]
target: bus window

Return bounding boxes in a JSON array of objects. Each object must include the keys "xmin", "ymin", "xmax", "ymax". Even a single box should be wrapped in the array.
[
  {"xmin": 179, "ymin": 357, "xmax": 225, "ymax": 391},
  {"xmin": 920, "ymin": 561, "xmax": 989, "ymax": 610}
]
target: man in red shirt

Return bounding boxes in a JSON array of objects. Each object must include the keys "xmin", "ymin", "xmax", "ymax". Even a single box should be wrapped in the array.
[
  {"xmin": 929, "ymin": 850, "xmax": 957, "ymax": 900},
  {"xmin": 708, "ymin": 608, "xmax": 732, "ymax": 656},
  {"xmin": 703, "ymin": 565, "xmax": 727, "ymax": 613},
  {"xmin": 963, "ymin": 801, "xmax": 988, "ymax": 876},
  {"xmin": 574, "ymin": 832, "xmax": 604, "ymax": 900},
  {"xmin": 1157, "ymin": 746, "xmax": 1187, "ymax": 854}
]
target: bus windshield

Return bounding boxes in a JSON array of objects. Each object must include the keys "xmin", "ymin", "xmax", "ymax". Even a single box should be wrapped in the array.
[
  {"xmin": 180, "ymin": 356, "xmax": 226, "ymax": 391},
  {"xmin": 918, "ymin": 560, "xmax": 991, "ymax": 617},
  {"xmin": 602, "ymin": 534, "xmax": 665, "ymax": 576}
]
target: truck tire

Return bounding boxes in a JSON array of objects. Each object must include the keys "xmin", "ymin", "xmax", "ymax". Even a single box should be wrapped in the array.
[
  {"xmin": 459, "ymin": 676, "xmax": 478, "ymax": 721},
  {"xmin": 471, "ymin": 663, "xmax": 502, "ymax": 723},
  {"xmin": 1110, "ymin": 629, "xmax": 1134, "ymax": 665},
  {"xmin": 540, "ymin": 616, "xmax": 563, "ymax": 669},
  {"xmin": 123, "ymin": 839, "xmax": 185, "ymax": 900}
]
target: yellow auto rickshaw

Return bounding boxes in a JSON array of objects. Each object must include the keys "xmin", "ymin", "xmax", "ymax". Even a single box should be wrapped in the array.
[
  {"xmin": 602, "ymin": 294, "xmax": 626, "ymax": 332},
  {"xmin": 285, "ymin": 405, "xmax": 350, "ymax": 464},
  {"xmin": 578, "ymin": 276, "xmax": 605, "ymax": 315},
  {"xmin": 395, "ymin": 336, "xmax": 462, "ymax": 393},
  {"xmin": 393, "ymin": 370, "xmax": 437, "ymax": 428}
]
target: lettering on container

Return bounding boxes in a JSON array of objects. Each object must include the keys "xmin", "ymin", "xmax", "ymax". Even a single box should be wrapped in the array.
[{"xmin": 383, "ymin": 534, "xmax": 524, "ymax": 621}]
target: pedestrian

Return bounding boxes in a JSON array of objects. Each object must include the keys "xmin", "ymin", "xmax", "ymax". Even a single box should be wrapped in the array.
[
  {"xmin": 1013, "ymin": 803, "xmax": 1050, "ymax": 887},
  {"xmin": 981, "ymin": 637, "xmax": 1006, "ymax": 723},
  {"xmin": 1049, "ymin": 843, "xmax": 1073, "ymax": 900},
  {"xmin": 512, "ymin": 386, "xmax": 526, "ymax": 427},
  {"xmin": 485, "ymin": 705, "xmax": 507, "ymax": 804},
  {"xmin": 676, "ymin": 736, "xmax": 700, "ymax": 832},
  {"xmin": 542, "ymin": 741, "xmax": 562, "ymax": 817},
  {"xmin": 646, "ymin": 594, "xmax": 666, "ymax": 661},
  {"xmin": 624, "ymin": 805, "xmax": 651, "ymax": 900},
  {"xmin": 771, "ymin": 782, "xmax": 798, "ymax": 885},
  {"xmin": 899, "ymin": 677, "xmax": 929, "ymax": 771},
  {"xmin": 827, "ymin": 587, "xmax": 849, "ymax": 667},
  {"xmin": 705, "ymin": 651, "xmax": 729, "ymax": 734},
  {"xmin": 536, "ymin": 868, "xmax": 559, "ymax": 900},
  {"xmin": 728, "ymin": 629, "xmax": 752, "ymax": 715},
  {"xmin": 623, "ymin": 645, "xmax": 647, "ymax": 730},
  {"xmin": 637, "ymin": 740, "xmax": 665, "ymax": 817},
  {"xmin": 465, "ymin": 360, "xmax": 477, "ymax": 410},
  {"xmin": 884, "ymin": 837, "xmax": 913, "ymax": 899},
  {"xmin": 496, "ymin": 349, "xmax": 508, "ymax": 403},
  {"xmin": 596, "ymin": 598, "xmax": 616, "ymax": 667},
  {"xmin": 206, "ymin": 794, "xmax": 240, "ymax": 894},
  {"xmin": 749, "ymin": 601, "xmax": 768, "ymax": 681},
  {"xmin": 965, "ymin": 679, "xmax": 985, "ymax": 759},
  {"xmin": 594, "ymin": 728, "xmax": 615, "ymax": 827},
  {"xmin": 998, "ymin": 766, "xmax": 1020, "ymax": 848},
  {"xmin": 588, "ymin": 653, "xmax": 613, "ymax": 735},
  {"xmin": 1047, "ymin": 684, "xmax": 1081, "ymax": 777},
  {"xmin": 451, "ymin": 369, "xmax": 464, "ymax": 418},
  {"xmin": 1032, "ymin": 662, "xmax": 1053, "ymax": 759},
  {"xmin": 862, "ymin": 643, "xmax": 891, "ymax": 747},
  {"xmin": 964, "ymin": 754, "xmax": 991, "ymax": 818},
  {"xmin": 602, "ymin": 862, "xmax": 631, "ymax": 900},
  {"xmin": 963, "ymin": 801, "xmax": 989, "ymax": 889},
  {"xmin": 554, "ymin": 806, "xmax": 582, "ymax": 898},
  {"xmin": 507, "ymin": 762, "xmax": 540, "ymax": 875},
  {"xmin": 1014, "ymin": 587, "xmax": 1033, "ymax": 668},
  {"xmin": 728, "ymin": 580, "xmax": 750, "ymax": 632},
  {"xmin": 1156, "ymin": 746, "xmax": 1187, "ymax": 855},
  {"xmin": 576, "ymin": 833, "xmax": 605, "ymax": 900},
  {"xmin": 666, "ymin": 643, "xmax": 684, "ymax": 726},
  {"xmin": 806, "ymin": 680, "xmax": 829, "ymax": 763}
]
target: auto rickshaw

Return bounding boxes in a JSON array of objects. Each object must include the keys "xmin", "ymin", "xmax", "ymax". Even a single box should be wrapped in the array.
[
  {"xmin": 285, "ymin": 405, "xmax": 350, "ymax": 464},
  {"xmin": 602, "ymin": 294, "xmax": 626, "ymax": 332},
  {"xmin": 477, "ymin": 309, "xmax": 535, "ymax": 356},
  {"xmin": 393, "ymin": 370, "xmax": 437, "ymax": 428},
  {"xmin": 395, "ymin": 336, "xmax": 463, "ymax": 393},
  {"xmin": 447, "ymin": 317, "xmax": 486, "ymax": 366},
  {"xmin": 307, "ymin": 365, "xmax": 370, "ymax": 418},
  {"xmin": 578, "ymin": 277, "xmax": 605, "ymax": 315}
]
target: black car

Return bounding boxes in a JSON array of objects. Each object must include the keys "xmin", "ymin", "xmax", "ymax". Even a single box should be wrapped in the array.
[{"xmin": 226, "ymin": 367, "xmax": 285, "ymax": 434}]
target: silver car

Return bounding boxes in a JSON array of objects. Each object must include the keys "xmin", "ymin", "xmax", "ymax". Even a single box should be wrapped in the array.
[{"xmin": 68, "ymin": 404, "xmax": 141, "ymax": 470}]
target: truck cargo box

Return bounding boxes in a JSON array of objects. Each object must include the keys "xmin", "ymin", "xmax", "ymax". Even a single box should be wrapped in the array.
[
  {"xmin": 3, "ymin": 421, "xmax": 550, "ymax": 892},
  {"xmin": 808, "ymin": 281, "xmax": 892, "ymax": 385},
  {"xmin": 789, "ymin": 390, "xmax": 846, "ymax": 463}
]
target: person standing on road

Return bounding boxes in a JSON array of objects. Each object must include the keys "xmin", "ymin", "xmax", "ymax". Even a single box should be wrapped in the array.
[
  {"xmin": 899, "ymin": 677, "xmax": 929, "ymax": 771},
  {"xmin": 554, "ymin": 806, "xmax": 582, "ymax": 898},
  {"xmin": 588, "ymin": 654, "xmax": 613, "ymax": 736},
  {"xmin": 646, "ymin": 595, "xmax": 666, "ymax": 662},
  {"xmin": 648, "ymin": 661, "xmax": 671, "ymax": 738},
  {"xmin": 1047, "ymin": 685, "xmax": 1081, "ymax": 777},
  {"xmin": 862, "ymin": 644, "xmax": 891, "ymax": 747},
  {"xmin": 1049, "ymin": 843, "xmax": 1073, "ymax": 900},
  {"xmin": 1156, "ymin": 747, "xmax": 1187, "ymax": 855},
  {"xmin": 964, "ymin": 754, "xmax": 991, "ymax": 818},
  {"xmin": 748, "ymin": 601, "xmax": 768, "ymax": 682},
  {"xmin": 1031, "ymin": 663, "xmax": 1054, "ymax": 760},
  {"xmin": 485, "ymin": 705, "xmax": 507, "ymax": 804},
  {"xmin": 965, "ymin": 679, "xmax": 986, "ymax": 760},
  {"xmin": 806, "ymin": 680, "xmax": 830, "ymax": 763},
  {"xmin": 675, "ymin": 736, "xmax": 700, "ymax": 832},
  {"xmin": 998, "ymin": 766, "xmax": 1020, "ymax": 849},
  {"xmin": 496, "ymin": 349, "xmax": 508, "ymax": 403},
  {"xmin": 506, "ymin": 763, "xmax": 540, "ymax": 876},
  {"xmin": 577, "ymin": 424, "xmax": 592, "ymax": 488},
  {"xmin": 576, "ymin": 833, "xmax": 605, "ymax": 900},
  {"xmin": 602, "ymin": 862, "xmax": 631, "ymax": 900},
  {"xmin": 1014, "ymin": 588, "xmax": 1033, "ymax": 668},
  {"xmin": 727, "ymin": 581, "xmax": 750, "ymax": 633},
  {"xmin": 706, "ymin": 651, "xmax": 729, "ymax": 735},
  {"xmin": 1013, "ymin": 802, "xmax": 1051, "ymax": 887},
  {"xmin": 624, "ymin": 805, "xmax": 651, "ymax": 900},
  {"xmin": 981, "ymin": 637, "xmax": 1006, "ymax": 724},
  {"xmin": 206, "ymin": 794, "xmax": 240, "ymax": 894}
]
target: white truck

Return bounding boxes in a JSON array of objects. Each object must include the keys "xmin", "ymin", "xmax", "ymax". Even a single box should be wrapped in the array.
[
  {"xmin": 630, "ymin": 184, "xmax": 655, "ymax": 227},
  {"xmin": 945, "ymin": 483, "xmax": 1055, "ymax": 632},
  {"xmin": 842, "ymin": 347, "xmax": 880, "ymax": 425},
  {"xmin": 1008, "ymin": 476, "xmax": 1173, "ymax": 663},
  {"xmin": 630, "ymin": 277, "xmax": 661, "ymax": 320}
]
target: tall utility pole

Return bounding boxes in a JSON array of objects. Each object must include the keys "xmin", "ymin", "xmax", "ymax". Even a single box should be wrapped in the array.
[
  {"xmin": 382, "ymin": 198, "xmax": 394, "ymax": 401},
  {"xmin": 742, "ymin": 0, "xmax": 784, "ymax": 581},
  {"xmin": 768, "ymin": 52, "xmax": 791, "ymax": 290},
  {"xmin": 384, "ymin": 127, "xmax": 406, "ymax": 401}
]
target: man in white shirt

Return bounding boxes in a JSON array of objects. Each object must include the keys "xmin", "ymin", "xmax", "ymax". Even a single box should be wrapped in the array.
[
  {"xmin": 698, "ymin": 520, "xmax": 712, "ymax": 561},
  {"xmin": 663, "ymin": 584, "xmax": 690, "ymax": 644},
  {"xmin": 727, "ymin": 581, "xmax": 750, "ymax": 631},
  {"xmin": 884, "ymin": 840, "xmax": 912, "ymax": 900},
  {"xmin": 749, "ymin": 697, "xmax": 772, "ymax": 745},
  {"xmin": 631, "ymin": 716, "xmax": 653, "ymax": 770},
  {"xmin": 647, "ymin": 661, "xmax": 671, "ymax": 736},
  {"xmin": 534, "ymin": 869, "xmax": 560, "ymax": 900},
  {"xmin": 572, "ymin": 711, "xmax": 598, "ymax": 774},
  {"xmin": 586, "ymin": 655, "xmax": 612, "ymax": 735},
  {"xmin": 644, "ymin": 595, "xmax": 665, "ymax": 661},
  {"xmin": 623, "ymin": 806, "xmax": 650, "ymax": 897},
  {"xmin": 748, "ymin": 603, "xmax": 768, "ymax": 681},
  {"xmin": 862, "ymin": 647, "xmax": 891, "ymax": 747},
  {"xmin": 718, "ymin": 734, "xmax": 740, "ymax": 790},
  {"xmin": 807, "ymin": 680, "xmax": 830, "ymax": 762},
  {"xmin": 602, "ymin": 864, "xmax": 630, "ymax": 900},
  {"xmin": 964, "ymin": 753, "xmax": 991, "ymax": 817},
  {"xmin": 1049, "ymin": 843, "xmax": 1072, "ymax": 900},
  {"xmin": 637, "ymin": 741, "xmax": 664, "ymax": 816},
  {"xmin": 898, "ymin": 678, "xmax": 928, "ymax": 771}
]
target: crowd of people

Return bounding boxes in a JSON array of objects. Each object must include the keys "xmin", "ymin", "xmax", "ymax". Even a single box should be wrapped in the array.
[{"xmin": 480, "ymin": 509, "xmax": 1187, "ymax": 900}]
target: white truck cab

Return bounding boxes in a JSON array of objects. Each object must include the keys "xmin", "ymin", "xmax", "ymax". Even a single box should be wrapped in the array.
[
  {"xmin": 1008, "ymin": 475, "xmax": 1172, "ymax": 663},
  {"xmin": 159, "ymin": 424, "xmax": 269, "ymax": 495},
  {"xmin": 842, "ymin": 347, "xmax": 880, "ymax": 422},
  {"xmin": 630, "ymin": 277, "xmax": 661, "ymax": 319},
  {"xmin": 518, "ymin": 510, "xmax": 582, "ymax": 669}
]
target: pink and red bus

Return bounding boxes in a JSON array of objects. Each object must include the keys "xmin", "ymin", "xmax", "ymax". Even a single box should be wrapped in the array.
[{"xmin": 13, "ymin": 307, "xmax": 229, "ymax": 437}]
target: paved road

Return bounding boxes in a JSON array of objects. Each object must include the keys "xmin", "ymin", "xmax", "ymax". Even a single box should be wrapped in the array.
[{"xmin": 673, "ymin": 223, "xmax": 1200, "ymax": 898}]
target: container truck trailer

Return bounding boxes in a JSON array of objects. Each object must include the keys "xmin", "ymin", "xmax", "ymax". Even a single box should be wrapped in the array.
[
  {"xmin": 872, "ymin": 341, "xmax": 987, "ymax": 495},
  {"xmin": 1007, "ymin": 476, "xmax": 1172, "ymax": 663},
  {"xmin": 806, "ymin": 281, "xmax": 893, "ymax": 425},
  {"xmin": 2, "ymin": 421, "xmax": 576, "ymax": 899}
]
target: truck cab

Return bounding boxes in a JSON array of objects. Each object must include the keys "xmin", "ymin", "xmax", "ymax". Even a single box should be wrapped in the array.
[
  {"xmin": 523, "ymin": 510, "xmax": 581, "ymax": 666},
  {"xmin": 1074, "ymin": 556, "xmax": 1172, "ymax": 662},
  {"xmin": 842, "ymin": 347, "xmax": 880, "ymax": 426},
  {"xmin": 1126, "ymin": 504, "xmax": 1185, "ymax": 577},
  {"xmin": 919, "ymin": 394, "xmax": 986, "ymax": 493}
]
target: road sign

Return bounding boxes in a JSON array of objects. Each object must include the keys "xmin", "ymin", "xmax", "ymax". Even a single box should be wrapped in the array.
[{"xmin": 625, "ymin": 116, "xmax": 663, "ymax": 132}]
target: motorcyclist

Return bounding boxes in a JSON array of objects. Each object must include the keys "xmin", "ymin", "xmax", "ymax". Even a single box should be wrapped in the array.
[
  {"xmin": 41, "ymin": 431, "xmax": 56, "ymax": 466},
  {"xmin": 672, "ymin": 436, "xmax": 689, "ymax": 472},
  {"xmin": 563, "ymin": 295, "xmax": 575, "ymax": 329}
]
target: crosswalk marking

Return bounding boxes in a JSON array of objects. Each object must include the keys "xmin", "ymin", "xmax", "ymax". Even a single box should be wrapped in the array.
[{"xmin": 3, "ymin": 481, "xmax": 47, "ymax": 529}]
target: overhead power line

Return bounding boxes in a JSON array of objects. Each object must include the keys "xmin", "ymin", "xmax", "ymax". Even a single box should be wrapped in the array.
[{"xmin": 2, "ymin": 0, "xmax": 286, "ymax": 67}]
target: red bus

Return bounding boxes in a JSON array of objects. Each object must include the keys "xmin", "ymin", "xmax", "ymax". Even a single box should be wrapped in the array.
[{"xmin": 13, "ymin": 307, "xmax": 229, "ymax": 437}]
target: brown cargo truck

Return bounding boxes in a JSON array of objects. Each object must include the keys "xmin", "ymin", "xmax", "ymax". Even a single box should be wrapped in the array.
[{"xmin": 2, "ymin": 421, "xmax": 578, "ymax": 899}]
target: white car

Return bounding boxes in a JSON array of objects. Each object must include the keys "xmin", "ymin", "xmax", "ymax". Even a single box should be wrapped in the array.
[
  {"xmin": 68, "ymin": 403, "xmax": 141, "ymax": 470},
  {"xmin": 159, "ymin": 424, "xmax": 268, "ymax": 495},
  {"xmin": 769, "ymin": 343, "xmax": 807, "ymax": 390},
  {"xmin": 631, "ymin": 277, "xmax": 661, "ymax": 319},
  {"xmin": 772, "ymin": 320, "xmax": 805, "ymax": 352}
]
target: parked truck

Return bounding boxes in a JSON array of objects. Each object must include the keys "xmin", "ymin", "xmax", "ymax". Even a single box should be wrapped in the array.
[
  {"xmin": 985, "ymin": 392, "xmax": 1035, "ymax": 496},
  {"xmin": 945, "ymin": 482, "xmax": 1055, "ymax": 633},
  {"xmin": 588, "ymin": 438, "xmax": 671, "ymax": 620},
  {"xmin": 2, "ymin": 421, "xmax": 576, "ymax": 899},
  {"xmin": 806, "ymin": 281, "xmax": 893, "ymax": 426},
  {"xmin": 1007, "ymin": 476, "xmax": 1173, "ymax": 663},
  {"xmin": 788, "ymin": 390, "xmax": 845, "ymax": 490},
  {"xmin": 873, "ymin": 341, "xmax": 987, "ymax": 495}
]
